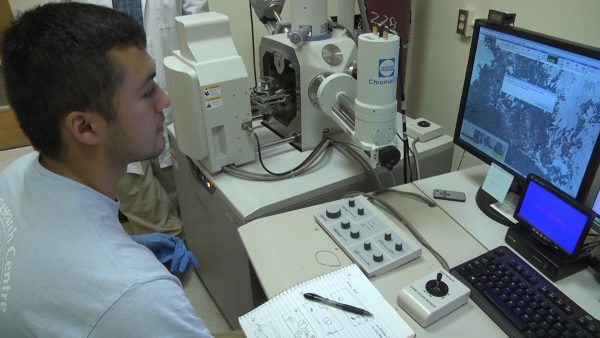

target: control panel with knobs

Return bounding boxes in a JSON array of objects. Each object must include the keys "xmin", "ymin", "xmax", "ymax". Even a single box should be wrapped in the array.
[{"xmin": 314, "ymin": 195, "xmax": 422, "ymax": 277}]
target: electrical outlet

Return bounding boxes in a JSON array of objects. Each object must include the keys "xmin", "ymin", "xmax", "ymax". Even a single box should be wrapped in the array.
[{"xmin": 456, "ymin": 9, "xmax": 474, "ymax": 37}]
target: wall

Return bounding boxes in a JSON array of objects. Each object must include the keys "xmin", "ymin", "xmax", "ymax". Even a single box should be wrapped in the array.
[
  {"xmin": 8, "ymin": 0, "xmax": 37, "ymax": 15},
  {"xmin": 404, "ymin": 0, "xmax": 600, "ymax": 170}
]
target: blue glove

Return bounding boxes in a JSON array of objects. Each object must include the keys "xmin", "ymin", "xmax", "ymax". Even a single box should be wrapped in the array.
[{"xmin": 131, "ymin": 233, "xmax": 200, "ymax": 273}]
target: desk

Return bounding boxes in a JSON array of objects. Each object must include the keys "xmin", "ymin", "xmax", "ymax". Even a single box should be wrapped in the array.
[
  {"xmin": 238, "ymin": 164, "xmax": 600, "ymax": 337},
  {"xmin": 170, "ymin": 118, "xmax": 454, "ymax": 328}
]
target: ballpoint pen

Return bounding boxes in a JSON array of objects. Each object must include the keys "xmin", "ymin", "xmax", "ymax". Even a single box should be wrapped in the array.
[{"xmin": 303, "ymin": 292, "xmax": 373, "ymax": 316}]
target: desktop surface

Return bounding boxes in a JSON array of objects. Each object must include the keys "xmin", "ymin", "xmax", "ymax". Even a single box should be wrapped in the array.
[
  {"xmin": 412, "ymin": 164, "xmax": 600, "ymax": 317},
  {"xmin": 239, "ymin": 182, "xmax": 502, "ymax": 337},
  {"xmin": 238, "ymin": 164, "xmax": 600, "ymax": 337}
]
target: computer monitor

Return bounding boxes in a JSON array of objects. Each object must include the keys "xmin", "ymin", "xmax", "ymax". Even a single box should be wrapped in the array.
[
  {"xmin": 515, "ymin": 174, "xmax": 593, "ymax": 256},
  {"xmin": 454, "ymin": 20, "xmax": 600, "ymax": 226}
]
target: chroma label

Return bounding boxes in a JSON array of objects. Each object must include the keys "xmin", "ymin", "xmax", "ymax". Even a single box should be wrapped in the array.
[{"xmin": 378, "ymin": 58, "xmax": 396, "ymax": 77}]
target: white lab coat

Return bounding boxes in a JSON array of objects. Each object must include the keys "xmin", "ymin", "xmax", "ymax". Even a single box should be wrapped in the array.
[{"xmin": 40, "ymin": 0, "xmax": 209, "ymax": 171}]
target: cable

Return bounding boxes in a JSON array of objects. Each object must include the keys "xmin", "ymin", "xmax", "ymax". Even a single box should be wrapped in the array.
[
  {"xmin": 367, "ymin": 194, "xmax": 450, "ymax": 271},
  {"xmin": 332, "ymin": 140, "xmax": 383, "ymax": 190},
  {"xmin": 248, "ymin": 3, "xmax": 258, "ymax": 89},
  {"xmin": 395, "ymin": 29, "xmax": 410, "ymax": 184},
  {"xmin": 357, "ymin": 0, "xmax": 370, "ymax": 33},
  {"xmin": 371, "ymin": 188, "xmax": 437, "ymax": 207},
  {"xmin": 223, "ymin": 134, "xmax": 332, "ymax": 181},
  {"xmin": 327, "ymin": 19, "xmax": 357, "ymax": 43},
  {"xmin": 388, "ymin": 169, "xmax": 396, "ymax": 187},
  {"xmin": 253, "ymin": 132, "xmax": 323, "ymax": 176},
  {"xmin": 410, "ymin": 137, "xmax": 421, "ymax": 180},
  {"xmin": 457, "ymin": 149, "xmax": 466, "ymax": 170},
  {"xmin": 402, "ymin": 117, "xmax": 409, "ymax": 183},
  {"xmin": 406, "ymin": 141, "xmax": 415, "ymax": 182},
  {"xmin": 396, "ymin": 132, "xmax": 414, "ymax": 182}
]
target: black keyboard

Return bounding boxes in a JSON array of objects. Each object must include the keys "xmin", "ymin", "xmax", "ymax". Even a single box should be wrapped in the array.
[{"xmin": 450, "ymin": 246, "xmax": 600, "ymax": 338}]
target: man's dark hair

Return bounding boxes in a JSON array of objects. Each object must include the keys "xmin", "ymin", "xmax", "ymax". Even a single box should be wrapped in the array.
[{"xmin": 0, "ymin": 3, "xmax": 146, "ymax": 158}]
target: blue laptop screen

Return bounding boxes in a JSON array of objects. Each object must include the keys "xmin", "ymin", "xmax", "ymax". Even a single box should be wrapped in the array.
[{"xmin": 517, "ymin": 179, "xmax": 589, "ymax": 254}]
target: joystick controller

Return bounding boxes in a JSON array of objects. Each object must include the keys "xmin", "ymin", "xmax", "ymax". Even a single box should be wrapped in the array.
[
  {"xmin": 425, "ymin": 272, "xmax": 449, "ymax": 297},
  {"xmin": 397, "ymin": 269, "xmax": 470, "ymax": 327}
]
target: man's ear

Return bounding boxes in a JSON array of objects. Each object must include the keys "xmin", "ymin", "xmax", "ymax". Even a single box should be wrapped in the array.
[{"xmin": 63, "ymin": 110, "xmax": 102, "ymax": 146}]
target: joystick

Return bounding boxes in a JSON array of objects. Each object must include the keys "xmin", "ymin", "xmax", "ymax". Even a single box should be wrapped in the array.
[
  {"xmin": 397, "ymin": 269, "xmax": 470, "ymax": 327},
  {"xmin": 425, "ymin": 272, "xmax": 449, "ymax": 297}
]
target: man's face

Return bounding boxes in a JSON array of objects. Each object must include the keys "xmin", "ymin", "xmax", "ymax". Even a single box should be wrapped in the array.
[{"xmin": 104, "ymin": 46, "xmax": 170, "ymax": 165}]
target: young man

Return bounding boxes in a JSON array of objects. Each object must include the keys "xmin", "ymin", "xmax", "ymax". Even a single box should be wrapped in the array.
[
  {"xmin": 40, "ymin": 0, "xmax": 210, "ymax": 236},
  {"xmin": 0, "ymin": 3, "xmax": 212, "ymax": 336}
]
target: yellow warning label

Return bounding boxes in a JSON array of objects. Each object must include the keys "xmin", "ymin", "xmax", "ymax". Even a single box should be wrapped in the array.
[
  {"xmin": 203, "ymin": 85, "xmax": 222, "ymax": 97},
  {"xmin": 205, "ymin": 95, "xmax": 223, "ymax": 109}
]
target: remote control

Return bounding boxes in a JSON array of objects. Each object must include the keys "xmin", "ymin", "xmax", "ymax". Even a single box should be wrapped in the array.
[{"xmin": 433, "ymin": 189, "xmax": 466, "ymax": 202}]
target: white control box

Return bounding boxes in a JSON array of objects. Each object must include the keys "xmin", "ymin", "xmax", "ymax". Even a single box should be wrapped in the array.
[
  {"xmin": 397, "ymin": 269, "xmax": 470, "ymax": 327},
  {"xmin": 406, "ymin": 118, "xmax": 443, "ymax": 142},
  {"xmin": 314, "ymin": 195, "xmax": 421, "ymax": 277}
]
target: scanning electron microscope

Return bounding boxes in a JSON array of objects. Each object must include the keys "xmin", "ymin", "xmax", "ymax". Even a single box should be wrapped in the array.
[
  {"xmin": 163, "ymin": 0, "xmax": 453, "ymax": 328},
  {"xmin": 165, "ymin": 0, "xmax": 402, "ymax": 174}
]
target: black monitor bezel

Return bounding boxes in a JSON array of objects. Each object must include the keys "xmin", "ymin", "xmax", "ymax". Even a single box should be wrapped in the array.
[
  {"xmin": 514, "ymin": 174, "xmax": 593, "ymax": 256},
  {"xmin": 454, "ymin": 19, "xmax": 600, "ymax": 205}
]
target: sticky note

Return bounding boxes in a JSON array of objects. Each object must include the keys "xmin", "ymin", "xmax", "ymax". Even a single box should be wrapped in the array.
[{"xmin": 482, "ymin": 163, "xmax": 514, "ymax": 202}]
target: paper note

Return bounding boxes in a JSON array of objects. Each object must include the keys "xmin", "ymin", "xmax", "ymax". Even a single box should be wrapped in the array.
[
  {"xmin": 239, "ymin": 264, "xmax": 415, "ymax": 338},
  {"xmin": 482, "ymin": 163, "xmax": 514, "ymax": 202}
]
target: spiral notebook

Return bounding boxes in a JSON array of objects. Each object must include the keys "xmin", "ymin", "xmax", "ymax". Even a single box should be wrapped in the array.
[{"xmin": 239, "ymin": 264, "xmax": 415, "ymax": 338}]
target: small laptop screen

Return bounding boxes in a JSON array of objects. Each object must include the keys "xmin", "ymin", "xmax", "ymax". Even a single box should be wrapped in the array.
[{"xmin": 516, "ymin": 178, "xmax": 590, "ymax": 255}]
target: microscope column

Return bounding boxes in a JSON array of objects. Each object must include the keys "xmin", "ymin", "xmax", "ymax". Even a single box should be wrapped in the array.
[{"xmin": 354, "ymin": 30, "xmax": 400, "ymax": 149}]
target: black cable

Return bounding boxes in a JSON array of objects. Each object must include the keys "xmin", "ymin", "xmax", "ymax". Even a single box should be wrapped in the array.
[
  {"xmin": 405, "ymin": 138, "xmax": 414, "ymax": 182},
  {"xmin": 457, "ymin": 149, "xmax": 466, "ymax": 170},
  {"xmin": 248, "ymin": 3, "xmax": 258, "ymax": 89},
  {"xmin": 396, "ymin": 132, "xmax": 414, "ymax": 182},
  {"xmin": 253, "ymin": 133, "xmax": 329, "ymax": 176},
  {"xmin": 395, "ymin": 32, "xmax": 410, "ymax": 184}
]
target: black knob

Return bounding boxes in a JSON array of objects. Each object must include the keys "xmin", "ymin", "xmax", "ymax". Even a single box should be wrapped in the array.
[
  {"xmin": 373, "ymin": 251, "xmax": 383, "ymax": 262},
  {"xmin": 357, "ymin": 207, "xmax": 364, "ymax": 216},
  {"xmin": 325, "ymin": 206, "xmax": 341, "ymax": 219},
  {"xmin": 341, "ymin": 219, "xmax": 350, "ymax": 229},
  {"xmin": 384, "ymin": 232, "xmax": 392, "ymax": 241},
  {"xmin": 350, "ymin": 229, "xmax": 360, "ymax": 239},
  {"xmin": 348, "ymin": 199, "xmax": 355, "ymax": 207},
  {"xmin": 395, "ymin": 242, "xmax": 403, "ymax": 251},
  {"xmin": 364, "ymin": 240, "xmax": 372, "ymax": 250},
  {"xmin": 378, "ymin": 145, "xmax": 401, "ymax": 170}
]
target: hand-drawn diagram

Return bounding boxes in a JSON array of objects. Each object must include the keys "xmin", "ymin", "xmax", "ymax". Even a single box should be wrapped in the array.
[
  {"xmin": 244, "ymin": 286, "xmax": 374, "ymax": 337},
  {"xmin": 331, "ymin": 289, "xmax": 373, "ymax": 326},
  {"xmin": 239, "ymin": 265, "xmax": 415, "ymax": 338},
  {"xmin": 250, "ymin": 322, "xmax": 280, "ymax": 338},
  {"xmin": 283, "ymin": 308, "xmax": 316, "ymax": 337}
]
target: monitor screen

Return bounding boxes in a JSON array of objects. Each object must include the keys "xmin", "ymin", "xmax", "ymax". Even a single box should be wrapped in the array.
[
  {"xmin": 515, "ymin": 175, "xmax": 592, "ymax": 255},
  {"xmin": 454, "ymin": 20, "xmax": 600, "ymax": 219}
]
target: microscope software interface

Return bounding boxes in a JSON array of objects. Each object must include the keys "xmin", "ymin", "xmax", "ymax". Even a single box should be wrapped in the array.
[{"xmin": 455, "ymin": 21, "xmax": 600, "ymax": 201}]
